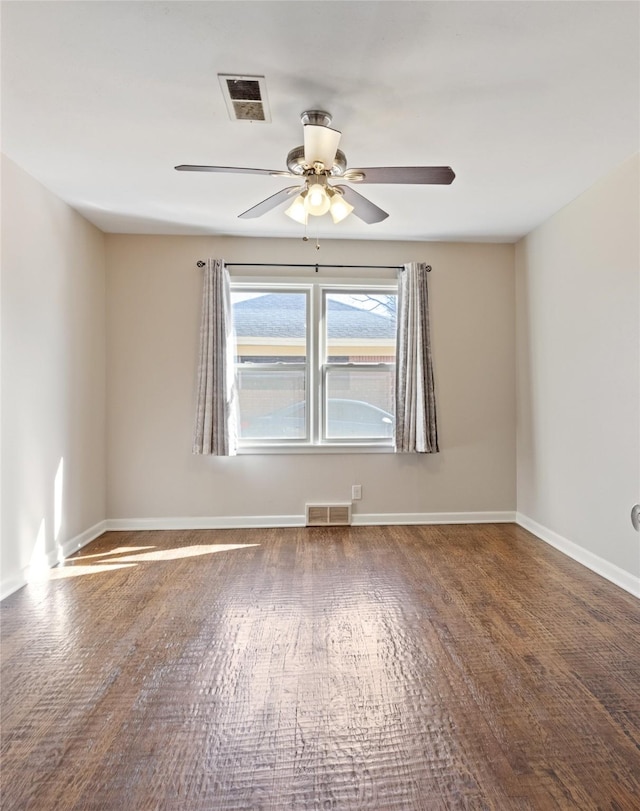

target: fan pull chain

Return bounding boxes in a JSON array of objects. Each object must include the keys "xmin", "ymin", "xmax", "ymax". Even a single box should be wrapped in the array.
[{"xmin": 301, "ymin": 220, "xmax": 321, "ymax": 250}]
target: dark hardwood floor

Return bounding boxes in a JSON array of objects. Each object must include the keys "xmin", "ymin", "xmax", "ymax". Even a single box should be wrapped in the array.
[{"xmin": 1, "ymin": 524, "xmax": 639, "ymax": 810}]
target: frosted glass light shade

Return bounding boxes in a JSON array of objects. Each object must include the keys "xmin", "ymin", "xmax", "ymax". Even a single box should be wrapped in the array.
[
  {"xmin": 305, "ymin": 183, "xmax": 331, "ymax": 216},
  {"xmin": 329, "ymin": 194, "xmax": 354, "ymax": 224},
  {"xmin": 284, "ymin": 194, "xmax": 308, "ymax": 224}
]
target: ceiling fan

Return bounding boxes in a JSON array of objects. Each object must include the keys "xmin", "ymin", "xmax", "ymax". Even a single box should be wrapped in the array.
[{"xmin": 175, "ymin": 110, "xmax": 455, "ymax": 225}]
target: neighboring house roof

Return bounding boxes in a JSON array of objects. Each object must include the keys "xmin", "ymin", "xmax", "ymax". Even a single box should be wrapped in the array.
[{"xmin": 233, "ymin": 294, "xmax": 396, "ymax": 339}]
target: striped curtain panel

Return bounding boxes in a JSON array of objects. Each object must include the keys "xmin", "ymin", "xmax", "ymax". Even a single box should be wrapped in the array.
[
  {"xmin": 192, "ymin": 259, "xmax": 238, "ymax": 456},
  {"xmin": 395, "ymin": 262, "xmax": 439, "ymax": 453}
]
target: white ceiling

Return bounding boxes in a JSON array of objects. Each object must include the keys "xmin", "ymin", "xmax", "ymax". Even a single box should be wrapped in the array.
[{"xmin": 2, "ymin": 1, "xmax": 638, "ymax": 243}]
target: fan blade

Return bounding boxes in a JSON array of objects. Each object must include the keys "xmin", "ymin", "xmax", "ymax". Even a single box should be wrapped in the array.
[
  {"xmin": 334, "ymin": 185, "xmax": 389, "ymax": 224},
  {"xmin": 344, "ymin": 166, "xmax": 455, "ymax": 185},
  {"xmin": 238, "ymin": 186, "xmax": 302, "ymax": 219},
  {"xmin": 175, "ymin": 164, "xmax": 295, "ymax": 177},
  {"xmin": 303, "ymin": 125, "xmax": 341, "ymax": 170}
]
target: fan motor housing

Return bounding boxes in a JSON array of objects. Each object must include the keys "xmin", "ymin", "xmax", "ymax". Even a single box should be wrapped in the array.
[{"xmin": 286, "ymin": 146, "xmax": 347, "ymax": 176}]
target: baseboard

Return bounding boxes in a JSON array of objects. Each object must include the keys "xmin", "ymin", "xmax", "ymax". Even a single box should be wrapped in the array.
[
  {"xmin": 58, "ymin": 520, "xmax": 108, "ymax": 559},
  {"xmin": 516, "ymin": 512, "xmax": 640, "ymax": 599},
  {"xmin": 6, "ymin": 510, "xmax": 634, "ymax": 603},
  {"xmin": 5, "ymin": 512, "xmax": 635, "ymax": 602},
  {"xmin": 352, "ymin": 511, "xmax": 516, "ymax": 526},
  {"xmin": 0, "ymin": 575, "xmax": 27, "ymax": 603},
  {"xmin": 0, "ymin": 520, "xmax": 107, "ymax": 602},
  {"xmin": 105, "ymin": 515, "xmax": 305, "ymax": 531},
  {"xmin": 106, "ymin": 511, "xmax": 516, "ymax": 532}
]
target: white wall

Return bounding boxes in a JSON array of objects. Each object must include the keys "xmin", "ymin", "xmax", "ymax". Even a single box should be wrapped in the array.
[
  {"xmin": 105, "ymin": 235, "xmax": 516, "ymax": 525},
  {"xmin": 516, "ymin": 154, "xmax": 640, "ymax": 591},
  {"xmin": 1, "ymin": 156, "xmax": 107, "ymax": 598}
]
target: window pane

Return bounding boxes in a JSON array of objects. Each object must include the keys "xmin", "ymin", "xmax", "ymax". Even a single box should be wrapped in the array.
[
  {"xmin": 325, "ymin": 368, "xmax": 395, "ymax": 439},
  {"xmin": 233, "ymin": 290, "xmax": 308, "ymax": 441},
  {"xmin": 237, "ymin": 369, "xmax": 306, "ymax": 439},
  {"xmin": 325, "ymin": 293, "xmax": 396, "ymax": 363},
  {"xmin": 232, "ymin": 291, "xmax": 307, "ymax": 363}
]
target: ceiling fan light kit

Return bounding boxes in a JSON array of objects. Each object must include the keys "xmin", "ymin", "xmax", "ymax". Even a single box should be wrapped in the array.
[
  {"xmin": 283, "ymin": 183, "xmax": 354, "ymax": 225},
  {"xmin": 176, "ymin": 109, "xmax": 455, "ymax": 227}
]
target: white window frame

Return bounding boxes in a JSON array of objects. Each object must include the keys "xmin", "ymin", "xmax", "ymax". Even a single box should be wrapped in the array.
[{"xmin": 232, "ymin": 278, "xmax": 398, "ymax": 454}]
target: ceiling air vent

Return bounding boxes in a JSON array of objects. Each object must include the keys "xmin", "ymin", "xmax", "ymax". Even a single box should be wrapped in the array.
[
  {"xmin": 306, "ymin": 503, "xmax": 352, "ymax": 527},
  {"xmin": 218, "ymin": 74, "xmax": 271, "ymax": 122}
]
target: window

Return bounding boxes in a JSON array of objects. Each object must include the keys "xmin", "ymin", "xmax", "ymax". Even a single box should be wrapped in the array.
[{"xmin": 231, "ymin": 281, "xmax": 397, "ymax": 449}]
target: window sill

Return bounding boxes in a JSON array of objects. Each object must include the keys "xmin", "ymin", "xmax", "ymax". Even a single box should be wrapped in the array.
[{"xmin": 237, "ymin": 443, "xmax": 396, "ymax": 455}]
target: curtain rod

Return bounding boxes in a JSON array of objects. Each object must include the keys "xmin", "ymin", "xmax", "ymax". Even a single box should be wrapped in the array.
[{"xmin": 195, "ymin": 261, "xmax": 430, "ymax": 272}]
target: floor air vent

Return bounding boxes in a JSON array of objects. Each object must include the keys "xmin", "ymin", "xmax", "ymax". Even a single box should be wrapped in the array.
[{"xmin": 306, "ymin": 503, "xmax": 352, "ymax": 527}]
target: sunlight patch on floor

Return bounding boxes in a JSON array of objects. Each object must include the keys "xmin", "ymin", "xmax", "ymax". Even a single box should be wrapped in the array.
[
  {"xmin": 110, "ymin": 544, "xmax": 260, "ymax": 562},
  {"xmin": 72, "ymin": 546, "xmax": 156, "ymax": 561},
  {"xmin": 34, "ymin": 543, "xmax": 261, "ymax": 581}
]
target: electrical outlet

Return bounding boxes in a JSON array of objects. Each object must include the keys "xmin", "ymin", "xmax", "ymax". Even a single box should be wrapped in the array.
[{"xmin": 352, "ymin": 484, "xmax": 362, "ymax": 501}]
